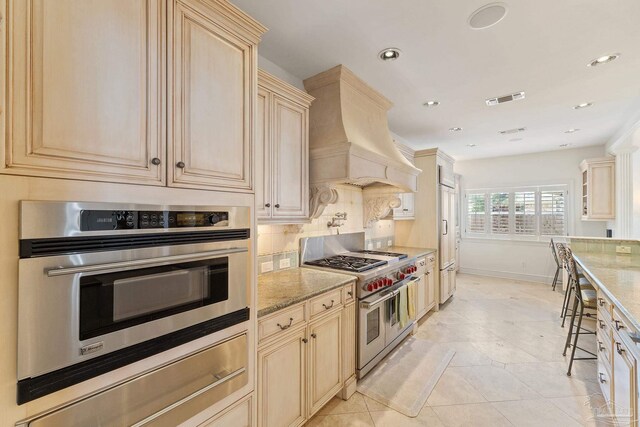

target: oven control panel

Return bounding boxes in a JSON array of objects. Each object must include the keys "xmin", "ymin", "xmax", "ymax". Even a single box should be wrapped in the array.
[{"xmin": 80, "ymin": 210, "xmax": 230, "ymax": 231}]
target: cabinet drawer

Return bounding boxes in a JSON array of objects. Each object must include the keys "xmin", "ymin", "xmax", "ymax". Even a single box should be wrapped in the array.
[
  {"xmin": 416, "ymin": 257, "xmax": 427, "ymax": 276},
  {"xmin": 426, "ymin": 253, "xmax": 436, "ymax": 268},
  {"xmin": 597, "ymin": 292, "xmax": 613, "ymax": 316},
  {"xmin": 596, "ymin": 330, "xmax": 612, "ymax": 366},
  {"xmin": 309, "ymin": 289, "xmax": 342, "ymax": 319},
  {"xmin": 597, "ymin": 310, "xmax": 613, "ymax": 340},
  {"xmin": 597, "ymin": 359, "xmax": 612, "ymax": 404},
  {"xmin": 258, "ymin": 303, "xmax": 306, "ymax": 344},
  {"xmin": 342, "ymin": 283, "xmax": 355, "ymax": 304},
  {"xmin": 199, "ymin": 395, "xmax": 251, "ymax": 427}
]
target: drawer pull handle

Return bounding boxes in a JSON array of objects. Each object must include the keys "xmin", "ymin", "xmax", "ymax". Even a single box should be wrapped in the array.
[
  {"xmin": 323, "ymin": 300, "xmax": 335, "ymax": 310},
  {"xmin": 311, "ymin": 333, "xmax": 317, "ymax": 339},
  {"xmin": 614, "ymin": 320, "xmax": 625, "ymax": 331},
  {"xmin": 599, "ymin": 298, "xmax": 605, "ymax": 307},
  {"xmin": 277, "ymin": 318, "xmax": 294, "ymax": 330},
  {"xmin": 347, "ymin": 290, "xmax": 353, "ymax": 297},
  {"xmin": 616, "ymin": 342, "xmax": 625, "ymax": 355},
  {"xmin": 599, "ymin": 372, "xmax": 607, "ymax": 383},
  {"xmin": 598, "ymin": 320, "xmax": 605, "ymax": 329}
]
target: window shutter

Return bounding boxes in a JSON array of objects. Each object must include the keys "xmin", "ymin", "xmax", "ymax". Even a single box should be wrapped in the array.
[
  {"xmin": 490, "ymin": 192, "xmax": 510, "ymax": 234},
  {"xmin": 514, "ymin": 191, "xmax": 536, "ymax": 235},
  {"xmin": 540, "ymin": 190, "xmax": 566, "ymax": 235},
  {"xmin": 467, "ymin": 193, "xmax": 486, "ymax": 233}
]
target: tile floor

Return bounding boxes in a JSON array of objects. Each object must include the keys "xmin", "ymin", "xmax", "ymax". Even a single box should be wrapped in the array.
[{"xmin": 307, "ymin": 274, "xmax": 612, "ymax": 426}]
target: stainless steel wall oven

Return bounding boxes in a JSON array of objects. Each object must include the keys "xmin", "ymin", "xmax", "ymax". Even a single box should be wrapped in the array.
[{"xmin": 17, "ymin": 201, "xmax": 251, "ymax": 404}]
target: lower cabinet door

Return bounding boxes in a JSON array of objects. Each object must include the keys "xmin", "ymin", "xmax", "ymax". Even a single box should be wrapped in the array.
[
  {"xmin": 425, "ymin": 269, "xmax": 436, "ymax": 310},
  {"xmin": 612, "ymin": 336, "xmax": 637, "ymax": 424},
  {"xmin": 308, "ymin": 311, "xmax": 343, "ymax": 416},
  {"xmin": 416, "ymin": 275, "xmax": 427, "ymax": 319},
  {"xmin": 258, "ymin": 329, "xmax": 307, "ymax": 427}
]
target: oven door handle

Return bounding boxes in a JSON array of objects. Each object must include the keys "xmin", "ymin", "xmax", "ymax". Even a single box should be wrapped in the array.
[
  {"xmin": 360, "ymin": 290, "xmax": 397, "ymax": 309},
  {"xmin": 46, "ymin": 247, "xmax": 248, "ymax": 277}
]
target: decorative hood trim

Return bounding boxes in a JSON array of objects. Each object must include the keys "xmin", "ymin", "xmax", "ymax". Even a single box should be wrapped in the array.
[
  {"xmin": 303, "ymin": 65, "xmax": 421, "ymax": 198},
  {"xmin": 363, "ymin": 186, "xmax": 401, "ymax": 228}
]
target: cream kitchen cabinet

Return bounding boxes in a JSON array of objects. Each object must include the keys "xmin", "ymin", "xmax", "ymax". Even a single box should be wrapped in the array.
[
  {"xmin": 581, "ymin": 157, "xmax": 615, "ymax": 220},
  {"xmin": 415, "ymin": 253, "xmax": 437, "ymax": 321},
  {"xmin": 3, "ymin": 0, "xmax": 265, "ymax": 193},
  {"xmin": 393, "ymin": 193, "xmax": 416, "ymax": 220},
  {"xmin": 425, "ymin": 258, "xmax": 437, "ymax": 312},
  {"xmin": 257, "ymin": 283, "xmax": 356, "ymax": 427},
  {"xmin": 257, "ymin": 70, "xmax": 314, "ymax": 222},
  {"xmin": 440, "ymin": 264, "xmax": 456, "ymax": 304}
]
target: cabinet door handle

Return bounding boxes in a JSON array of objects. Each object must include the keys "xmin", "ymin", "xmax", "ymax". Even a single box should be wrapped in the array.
[
  {"xmin": 614, "ymin": 320, "xmax": 625, "ymax": 331},
  {"xmin": 598, "ymin": 320, "xmax": 605, "ymax": 329},
  {"xmin": 151, "ymin": 157, "xmax": 161, "ymax": 166},
  {"xmin": 598, "ymin": 341, "xmax": 604, "ymax": 352},
  {"xmin": 403, "ymin": 209, "xmax": 409, "ymax": 212},
  {"xmin": 599, "ymin": 372, "xmax": 607, "ymax": 383},
  {"xmin": 616, "ymin": 342, "xmax": 625, "ymax": 355},
  {"xmin": 265, "ymin": 203, "xmax": 271, "ymax": 208},
  {"xmin": 322, "ymin": 300, "xmax": 335, "ymax": 310},
  {"xmin": 302, "ymin": 338, "xmax": 308, "ymax": 344},
  {"xmin": 275, "ymin": 204, "xmax": 280, "ymax": 208},
  {"xmin": 311, "ymin": 333, "xmax": 317, "ymax": 339},
  {"xmin": 176, "ymin": 161, "xmax": 185, "ymax": 169},
  {"xmin": 347, "ymin": 290, "xmax": 353, "ymax": 297},
  {"xmin": 277, "ymin": 317, "xmax": 293, "ymax": 331},
  {"xmin": 598, "ymin": 298, "xmax": 605, "ymax": 307}
]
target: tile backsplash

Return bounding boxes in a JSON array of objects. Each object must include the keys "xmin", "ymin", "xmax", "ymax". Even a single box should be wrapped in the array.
[{"xmin": 257, "ymin": 184, "xmax": 396, "ymax": 274}]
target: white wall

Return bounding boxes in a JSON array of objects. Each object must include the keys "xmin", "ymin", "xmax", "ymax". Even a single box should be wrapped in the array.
[
  {"xmin": 258, "ymin": 55, "xmax": 305, "ymax": 90},
  {"xmin": 455, "ymin": 145, "xmax": 607, "ymax": 283}
]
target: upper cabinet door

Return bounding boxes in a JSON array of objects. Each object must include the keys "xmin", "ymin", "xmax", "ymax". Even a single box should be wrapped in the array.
[
  {"xmin": 169, "ymin": 0, "xmax": 254, "ymax": 192},
  {"xmin": 255, "ymin": 88, "xmax": 272, "ymax": 219},
  {"xmin": 272, "ymin": 95, "xmax": 309, "ymax": 218},
  {"xmin": 4, "ymin": 0, "xmax": 166, "ymax": 185}
]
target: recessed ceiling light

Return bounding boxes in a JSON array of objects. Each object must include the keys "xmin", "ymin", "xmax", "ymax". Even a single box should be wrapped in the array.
[
  {"xmin": 499, "ymin": 127, "xmax": 526, "ymax": 135},
  {"xmin": 559, "ymin": 143, "xmax": 573, "ymax": 147},
  {"xmin": 468, "ymin": 3, "xmax": 508, "ymax": 30},
  {"xmin": 449, "ymin": 127, "xmax": 463, "ymax": 132},
  {"xmin": 467, "ymin": 143, "xmax": 477, "ymax": 147},
  {"xmin": 587, "ymin": 54, "xmax": 620, "ymax": 67},
  {"xmin": 564, "ymin": 128, "xmax": 580, "ymax": 133},
  {"xmin": 486, "ymin": 91, "xmax": 525, "ymax": 106},
  {"xmin": 423, "ymin": 100, "xmax": 440, "ymax": 107},
  {"xmin": 379, "ymin": 48, "xmax": 401, "ymax": 61},
  {"xmin": 573, "ymin": 102, "xmax": 593, "ymax": 110}
]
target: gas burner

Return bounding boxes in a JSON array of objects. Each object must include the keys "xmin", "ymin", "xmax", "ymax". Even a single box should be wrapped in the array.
[
  {"xmin": 354, "ymin": 250, "xmax": 408, "ymax": 260},
  {"xmin": 305, "ymin": 255, "xmax": 387, "ymax": 273}
]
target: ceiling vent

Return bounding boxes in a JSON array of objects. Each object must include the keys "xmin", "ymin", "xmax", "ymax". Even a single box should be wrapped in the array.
[
  {"xmin": 486, "ymin": 91, "xmax": 525, "ymax": 106},
  {"xmin": 499, "ymin": 127, "xmax": 526, "ymax": 135}
]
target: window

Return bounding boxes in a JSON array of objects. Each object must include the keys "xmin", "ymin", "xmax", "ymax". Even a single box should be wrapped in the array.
[{"xmin": 465, "ymin": 185, "xmax": 568, "ymax": 240}]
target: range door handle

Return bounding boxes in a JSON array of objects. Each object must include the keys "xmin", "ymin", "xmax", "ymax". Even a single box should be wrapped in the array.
[{"xmin": 46, "ymin": 247, "xmax": 248, "ymax": 277}]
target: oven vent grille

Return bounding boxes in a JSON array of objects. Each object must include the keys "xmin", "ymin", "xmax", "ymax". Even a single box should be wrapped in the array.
[{"xmin": 20, "ymin": 229, "xmax": 251, "ymax": 258}]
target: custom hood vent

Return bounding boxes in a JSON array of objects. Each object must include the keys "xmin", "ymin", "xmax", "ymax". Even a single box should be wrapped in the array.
[{"xmin": 303, "ymin": 65, "xmax": 421, "ymax": 221}]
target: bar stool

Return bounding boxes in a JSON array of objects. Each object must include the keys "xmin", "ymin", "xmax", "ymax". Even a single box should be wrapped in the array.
[
  {"xmin": 563, "ymin": 247, "xmax": 597, "ymax": 376},
  {"xmin": 550, "ymin": 238, "xmax": 561, "ymax": 291},
  {"xmin": 557, "ymin": 244, "xmax": 593, "ymax": 327}
]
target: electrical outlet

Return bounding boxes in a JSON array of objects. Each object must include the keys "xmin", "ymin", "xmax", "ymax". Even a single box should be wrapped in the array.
[
  {"xmin": 279, "ymin": 258, "xmax": 291, "ymax": 269},
  {"xmin": 616, "ymin": 245, "xmax": 632, "ymax": 254},
  {"xmin": 261, "ymin": 261, "xmax": 273, "ymax": 273},
  {"xmin": 376, "ymin": 241, "xmax": 382, "ymax": 248},
  {"xmin": 387, "ymin": 239, "xmax": 392, "ymax": 246}
]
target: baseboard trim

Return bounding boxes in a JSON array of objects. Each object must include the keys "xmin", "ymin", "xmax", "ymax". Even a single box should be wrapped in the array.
[{"xmin": 459, "ymin": 267, "xmax": 554, "ymax": 285}]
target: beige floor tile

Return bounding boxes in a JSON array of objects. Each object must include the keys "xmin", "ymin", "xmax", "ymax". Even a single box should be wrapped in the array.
[
  {"xmin": 431, "ymin": 402, "xmax": 512, "ymax": 427},
  {"xmin": 505, "ymin": 362, "xmax": 601, "ymax": 398},
  {"xmin": 470, "ymin": 341, "xmax": 541, "ymax": 364},
  {"xmin": 306, "ymin": 412, "xmax": 375, "ymax": 427},
  {"xmin": 318, "ymin": 393, "xmax": 369, "ymax": 415},
  {"xmin": 426, "ymin": 369, "xmax": 487, "ymax": 406},
  {"xmin": 369, "ymin": 406, "xmax": 445, "ymax": 427},
  {"xmin": 548, "ymin": 394, "xmax": 613, "ymax": 426},
  {"xmin": 492, "ymin": 398, "xmax": 584, "ymax": 426},
  {"xmin": 455, "ymin": 365, "xmax": 541, "ymax": 401},
  {"xmin": 362, "ymin": 395, "xmax": 392, "ymax": 412}
]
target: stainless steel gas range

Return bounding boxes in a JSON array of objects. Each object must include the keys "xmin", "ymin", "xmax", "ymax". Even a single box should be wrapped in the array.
[{"xmin": 301, "ymin": 232, "xmax": 419, "ymax": 378}]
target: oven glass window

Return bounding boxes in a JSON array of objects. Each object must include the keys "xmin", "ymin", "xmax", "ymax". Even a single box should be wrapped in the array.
[
  {"xmin": 366, "ymin": 308, "xmax": 380, "ymax": 344},
  {"xmin": 79, "ymin": 258, "xmax": 229, "ymax": 340}
]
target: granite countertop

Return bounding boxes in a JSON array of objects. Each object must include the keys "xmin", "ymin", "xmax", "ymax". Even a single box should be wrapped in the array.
[
  {"xmin": 387, "ymin": 246, "xmax": 437, "ymax": 259},
  {"xmin": 572, "ymin": 251, "xmax": 640, "ymax": 331},
  {"xmin": 257, "ymin": 268, "xmax": 357, "ymax": 317}
]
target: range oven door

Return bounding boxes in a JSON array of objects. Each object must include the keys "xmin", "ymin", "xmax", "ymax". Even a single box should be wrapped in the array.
[
  {"xmin": 358, "ymin": 290, "xmax": 391, "ymax": 373},
  {"xmin": 17, "ymin": 240, "xmax": 249, "ymax": 390}
]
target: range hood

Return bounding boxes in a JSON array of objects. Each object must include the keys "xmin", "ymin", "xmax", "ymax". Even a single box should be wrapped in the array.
[{"xmin": 303, "ymin": 65, "xmax": 421, "ymax": 221}]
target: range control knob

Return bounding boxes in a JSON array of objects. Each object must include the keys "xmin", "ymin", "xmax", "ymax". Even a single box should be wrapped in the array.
[
  {"xmin": 365, "ymin": 283, "xmax": 374, "ymax": 292},
  {"xmin": 397, "ymin": 272, "xmax": 406, "ymax": 280},
  {"xmin": 387, "ymin": 277, "xmax": 393, "ymax": 286},
  {"xmin": 375, "ymin": 279, "xmax": 382, "ymax": 289}
]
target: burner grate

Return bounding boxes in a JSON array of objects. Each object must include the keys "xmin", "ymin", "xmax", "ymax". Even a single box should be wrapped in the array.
[{"xmin": 305, "ymin": 255, "xmax": 387, "ymax": 272}]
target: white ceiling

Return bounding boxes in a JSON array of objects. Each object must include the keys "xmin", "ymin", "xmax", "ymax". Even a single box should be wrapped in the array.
[{"xmin": 232, "ymin": 0, "xmax": 640, "ymax": 160}]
